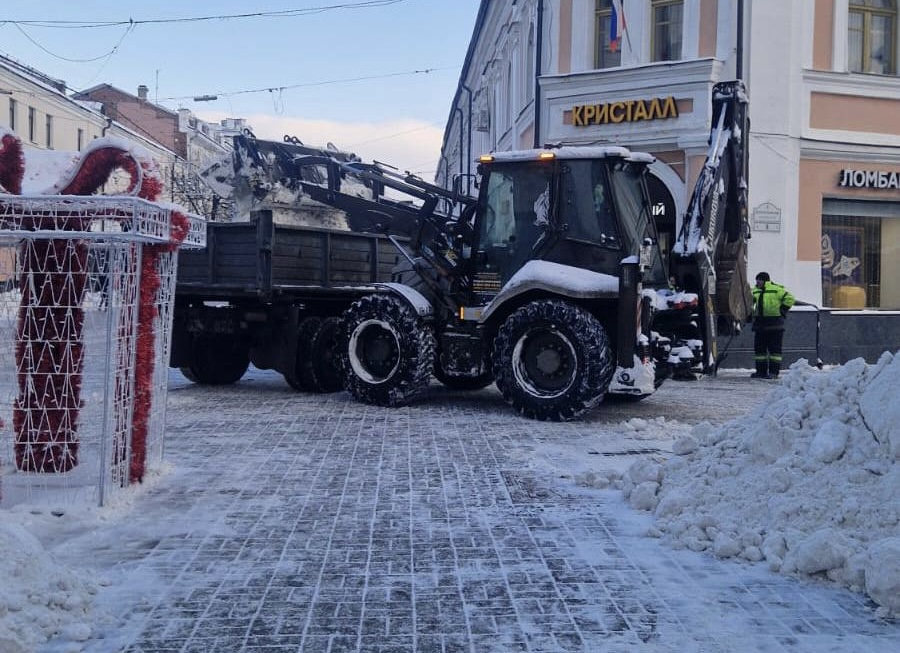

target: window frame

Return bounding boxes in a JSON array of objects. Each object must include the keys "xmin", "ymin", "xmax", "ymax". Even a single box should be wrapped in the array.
[
  {"xmin": 8, "ymin": 98, "xmax": 16, "ymax": 132},
  {"xmin": 594, "ymin": 0, "xmax": 622, "ymax": 69},
  {"xmin": 848, "ymin": 0, "xmax": 897, "ymax": 75},
  {"xmin": 45, "ymin": 113, "xmax": 53, "ymax": 149},
  {"xmin": 27, "ymin": 106, "xmax": 36, "ymax": 142},
  {"xmin": 651, "ymin": 0, "xmax": 684, "ymax": 63}
]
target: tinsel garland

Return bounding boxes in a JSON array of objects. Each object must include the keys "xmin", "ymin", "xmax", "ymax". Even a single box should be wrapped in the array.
[
  {"xmin": 125, "ymin": 210, "xmax": 189, "ymax": 483},
  {"xmin": 0, "ymin": 132, "xmax": 24, "ymax": 195},
  {"xmin": 1, "ymin": 132, "xmax": 181, "ymax": 483}
]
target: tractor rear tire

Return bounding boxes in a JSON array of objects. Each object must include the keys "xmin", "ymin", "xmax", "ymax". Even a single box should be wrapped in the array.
[
  {"xmin": 492, "ymin": 300, "xmax": 614, "ymax": 421},
  {"xmin": 310, "ymin": 316, "xmax": 344, "ymax": 393},
  {"xmin": 284, "ymin": 316, "xmax": 322, "ymax": 391},
  {"xmin": 182, "ymin": 335, "xmax": 250, "ymax": 386},
  {"xmin": 338, "ymin": 294, "xmax": 435, "ymax": 407}
]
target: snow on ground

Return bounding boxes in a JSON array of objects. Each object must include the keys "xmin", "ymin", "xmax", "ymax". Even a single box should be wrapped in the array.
[
  {"xmin": 0, "ymin": 356, "xmax": 897, "ymax": 651},
  {"xmin": 620, "ymin": 352, "xmax": 900, "ymax": 618},
  {"xmin": 0, "ymin": 464, "xmax": 179, "ymax": 652}
]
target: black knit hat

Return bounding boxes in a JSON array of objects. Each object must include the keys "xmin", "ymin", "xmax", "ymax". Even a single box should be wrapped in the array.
[{"xmin": 755, "ymin": 271, "xmax": 770, "ymax": 282}]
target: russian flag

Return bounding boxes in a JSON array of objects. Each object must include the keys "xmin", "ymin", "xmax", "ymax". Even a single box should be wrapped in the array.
[{"xmin": 610, "ymin": 0, "xmax": 626, "ymax": 53}]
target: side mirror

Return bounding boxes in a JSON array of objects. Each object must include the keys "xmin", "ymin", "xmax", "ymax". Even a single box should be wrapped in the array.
[{"xmin": 639, "ymin": 237, "xmax": 654, "ymax": 272}]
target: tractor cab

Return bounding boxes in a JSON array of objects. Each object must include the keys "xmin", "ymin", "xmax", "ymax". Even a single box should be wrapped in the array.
[{"xmin": 467, "ymin": 147, "xmax": 667, "ymax": 304}]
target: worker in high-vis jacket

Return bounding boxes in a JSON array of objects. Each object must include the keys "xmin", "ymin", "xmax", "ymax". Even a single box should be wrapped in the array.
[{"xmin": 750, "ymin": 271, "xmax": 796, "ymax": 379}]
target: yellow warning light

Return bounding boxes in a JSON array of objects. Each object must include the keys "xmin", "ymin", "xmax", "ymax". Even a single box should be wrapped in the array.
[
  {"xmin": 478, "ymin": 154, "xmax": 495, "ymax": 163},
  {"xmin": 537, "ymin": 152, "xmax": 556, "ymax": 160}
]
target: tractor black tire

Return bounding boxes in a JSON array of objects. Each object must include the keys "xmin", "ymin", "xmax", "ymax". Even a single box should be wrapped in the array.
[
  {"xmin": 182, "ymin": 335, "xmax": 250, "ymax": 386},
  {"xmin": 309, "ymin": 316, "xmax": 344, "ymax": 393},
  {"xmin": 338, "ymin": 294, "xmax": 435, "ymax": 407},
  {"xmin": 284, "ymin": 316, "xmax": 321, "ymax": 391},
  {"xmin": 433, "ymin": 365, "xmax": 494, "ymax": 391},
  {"xmin": 492, "ymin": 300, "xmax": 614, "ymax": 421}
]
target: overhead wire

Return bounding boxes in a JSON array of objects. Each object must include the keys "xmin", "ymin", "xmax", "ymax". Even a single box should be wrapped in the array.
[
  {"xmin": 1, "ymin": 1, "xmax": 408, "ymax": 29},
  {"xmin": 160, "ymin": 68, "xmax": 454, "ymax": 103}
]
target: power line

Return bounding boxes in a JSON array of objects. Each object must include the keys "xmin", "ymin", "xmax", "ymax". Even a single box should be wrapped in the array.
[
  {"xmin": 0, "ymin": 1, "xmax": 408, "ymax": 29},
  {"xmin": 162, "ymin": 67, "xmax": 456, "ymax": 102}
]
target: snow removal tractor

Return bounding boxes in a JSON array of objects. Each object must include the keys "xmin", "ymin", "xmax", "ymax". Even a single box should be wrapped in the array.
[{"xmin": 172, "ymin": 80, "xmax": 751, "ymax": 421}]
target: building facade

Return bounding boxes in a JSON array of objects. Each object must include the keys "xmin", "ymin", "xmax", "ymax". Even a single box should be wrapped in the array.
[
  {"xmin": 440, "ymin": 0, "xmax": 900, "ymax": 314},
  {"xmin": 1, "ymin": 55, "xmax": 180, "ymax": 175}
]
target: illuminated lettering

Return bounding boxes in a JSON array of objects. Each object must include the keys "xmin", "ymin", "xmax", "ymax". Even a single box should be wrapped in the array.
[
  {"xmin": 572, "ymin": 105, "xmax": 584, "ymax": 126},
  {"xmin": 569, "ymin": 96, "xmax": 679, "ymax": 126},
  {"xmin": 838, "ymin": 168, "xmax": 900, "ymax": 189},
  {"xmin": 662, "ymin": 96, "xmax": 677, "ymax": 118},
  {"xmin": 633, "ymin": 100, "xmax": 649, "ymax": 121}
]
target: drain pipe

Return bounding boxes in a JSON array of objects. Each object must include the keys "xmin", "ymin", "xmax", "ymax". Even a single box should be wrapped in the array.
[
  {"xmin": 461, "ymin": 82, "xmax": 473, "ymax": 195},
  {"xmin": 533, "ymin": 0, "xmax": 544, "ymax": 148},
  {"xmin": 736, "ymin": 0, "xmax": 745, "ymax": 79}
]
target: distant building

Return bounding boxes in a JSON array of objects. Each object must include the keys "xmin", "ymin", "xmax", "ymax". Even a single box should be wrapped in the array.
[
  {"xmin": 0, "ymin": 54, "xmax": 174, "ymax": 163},
  {"xmin": 73, "ymin": 83, "xmax": 248, "ymax": 217}
]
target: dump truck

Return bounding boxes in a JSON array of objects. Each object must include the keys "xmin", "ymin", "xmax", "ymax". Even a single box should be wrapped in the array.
[{"xmin": 172, "ymin": 80, "xmax": 751, "ymax": 421}]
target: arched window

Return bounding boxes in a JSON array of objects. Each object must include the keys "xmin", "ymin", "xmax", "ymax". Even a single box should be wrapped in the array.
[
  {"xmin": 595, "ymin": 0, "xmax": 622, "ymax": 68},
  {"xmin": 652, "ymin": 0, "xmax": 683, "ymax": 62},
  {"xmin": 849, "ymin": 0, "xmax": 897, "ymax": 74}
]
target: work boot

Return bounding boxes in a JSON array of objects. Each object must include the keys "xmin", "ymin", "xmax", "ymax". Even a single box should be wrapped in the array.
[
  {"xmin": 751, "ymin": 361, "xmax": 768, "ymax": 378},
  {"xmin": 769, "ymin": 361, "xmax": 781, "ymax": 378}
]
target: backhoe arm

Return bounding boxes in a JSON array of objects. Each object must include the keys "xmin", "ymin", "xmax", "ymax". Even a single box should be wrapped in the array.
[{"xmin": 671, "ymin": 80, "xmax": 753, "ymax": 371}]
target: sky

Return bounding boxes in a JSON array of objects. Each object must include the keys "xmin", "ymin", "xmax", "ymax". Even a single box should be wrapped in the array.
[
  {"xmin": 0, "ymin": 0, "xmax": 483, "ymax": 176},
  {"xmin": 1, "ymin": 351, "xmax": 898, "ymax": 650}
]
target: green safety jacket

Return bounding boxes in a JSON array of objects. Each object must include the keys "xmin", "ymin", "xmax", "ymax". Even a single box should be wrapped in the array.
[{"xmin": 751, "ymin": 281, "xmax": 796, "ymax": 331}]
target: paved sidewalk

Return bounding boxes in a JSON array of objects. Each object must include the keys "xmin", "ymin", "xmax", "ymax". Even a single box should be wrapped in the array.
[{"xmin": 45, "ymin": 369, "xmax": 899, "ymax": 653}]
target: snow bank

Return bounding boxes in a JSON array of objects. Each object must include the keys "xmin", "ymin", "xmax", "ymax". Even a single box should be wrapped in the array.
[
  {"xmin": 0, "ymin": 515, "xmax": 97, "ymax": 652},
  {"xmin": 622, "ymin": 352, "xmax": 900, "ymax": 617}
]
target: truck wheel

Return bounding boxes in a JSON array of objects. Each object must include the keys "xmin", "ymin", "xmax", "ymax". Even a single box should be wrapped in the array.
[
  {"xmin": 433, "ymin": 365, "xmax": 494, "ymax": 391},
  {"xmin": 310, "ymin": 316, "xmax": 343, "ymax": 393},
  {"xmin": 184, "ymin": 335, "xmax": 250, "ymax": 385},
  {"xmin": 284, "ymin": 316, "xmax": 321, "ymax": 391},
  {"xmin": 339, "ymin": 294, "xmax": 435, "ymax": 406},
  {"xmin": 492, "ymin": 300, "xmax": 614, "ymax": 421}
]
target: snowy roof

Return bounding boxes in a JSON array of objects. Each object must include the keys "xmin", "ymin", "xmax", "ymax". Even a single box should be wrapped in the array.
[{"xmin": 481, "ymin": 146, "xmax": 655, "ymax": 164}]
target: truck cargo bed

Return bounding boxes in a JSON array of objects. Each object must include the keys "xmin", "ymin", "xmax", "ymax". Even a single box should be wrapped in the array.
[{"xmin": 176, "ymin": 210, "xmax": 404, "ymax": 299}]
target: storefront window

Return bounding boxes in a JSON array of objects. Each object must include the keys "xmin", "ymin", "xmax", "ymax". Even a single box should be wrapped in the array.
[{"xmin": 822, "ymin": 200, "xmax": 900, "ymax": 309}]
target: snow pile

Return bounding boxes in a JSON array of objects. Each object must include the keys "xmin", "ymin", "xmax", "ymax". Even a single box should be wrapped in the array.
[
  {"xmin": 622, "ymin": 352, "xmax": 900, "ymax": 616},
  {"xmin": 0, "ymin": 515, "xmax": 97, "ymax": 652}
]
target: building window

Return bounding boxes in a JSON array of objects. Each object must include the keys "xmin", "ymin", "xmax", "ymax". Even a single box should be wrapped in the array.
[
  {"xmin": 595, "ymin": 0, "xmax": 622, "ymax": 68},
  {"xmin": 8, "ymin": 98, "xmax": 16, "ymax": 132},
  {"xmin": 526, "ymin": 24, "xmax": 535, "ymax": 102},
  {"xmin": 77, "ymin": 128, "xmax": 84, "ymax": 151},
  {"xmin": 28, "ymin": 106, "xmax": 36, "ymax": 142},
  {"xmin": 652, "ymin": 0, "xmax": 683, "ymax": 62},
  {"xmin": 822, "ymin": 200, "xmax": 900, "ymax": 309},
  {"xmin": 45, "ymin": 114, "xmax": 53, "ymax": 149},
  {"xmin": 505, "ymin": 61, "xmax": 514, "ymax": 131},
  {"xmin": 848, "ymin": 0, "xmax": 897, "ymax": 75}
]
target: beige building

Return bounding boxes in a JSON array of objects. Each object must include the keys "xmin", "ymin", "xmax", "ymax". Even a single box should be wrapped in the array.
[
  {"xmin": 440, "ymin": 0, "xmax": 900, "ymax": 311},
  {"xmin": 1, "ymin": 55, "xmax": 245, "ymax": 218},
  {"xmin": 1, "ymin": 54, "xmax": 178, "ymax": 180}
]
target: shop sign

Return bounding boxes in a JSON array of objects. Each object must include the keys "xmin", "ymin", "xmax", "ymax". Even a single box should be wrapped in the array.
[
  {"xmin": 571, "ymin": 97, "xmax": 678, "ymax": 126},
  {"xmin": 752, "ymin": 201, "xmax": 781, "ymax": 232},
  {"xmin": 838, "ymin": 169, "xmax": 900, "ymax": 189}
]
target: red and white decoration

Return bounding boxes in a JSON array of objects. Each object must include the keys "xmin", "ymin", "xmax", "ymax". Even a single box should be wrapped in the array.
[{"xmin": 0, "ymin": 128, "xmax": 200, "ymax": 504}]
